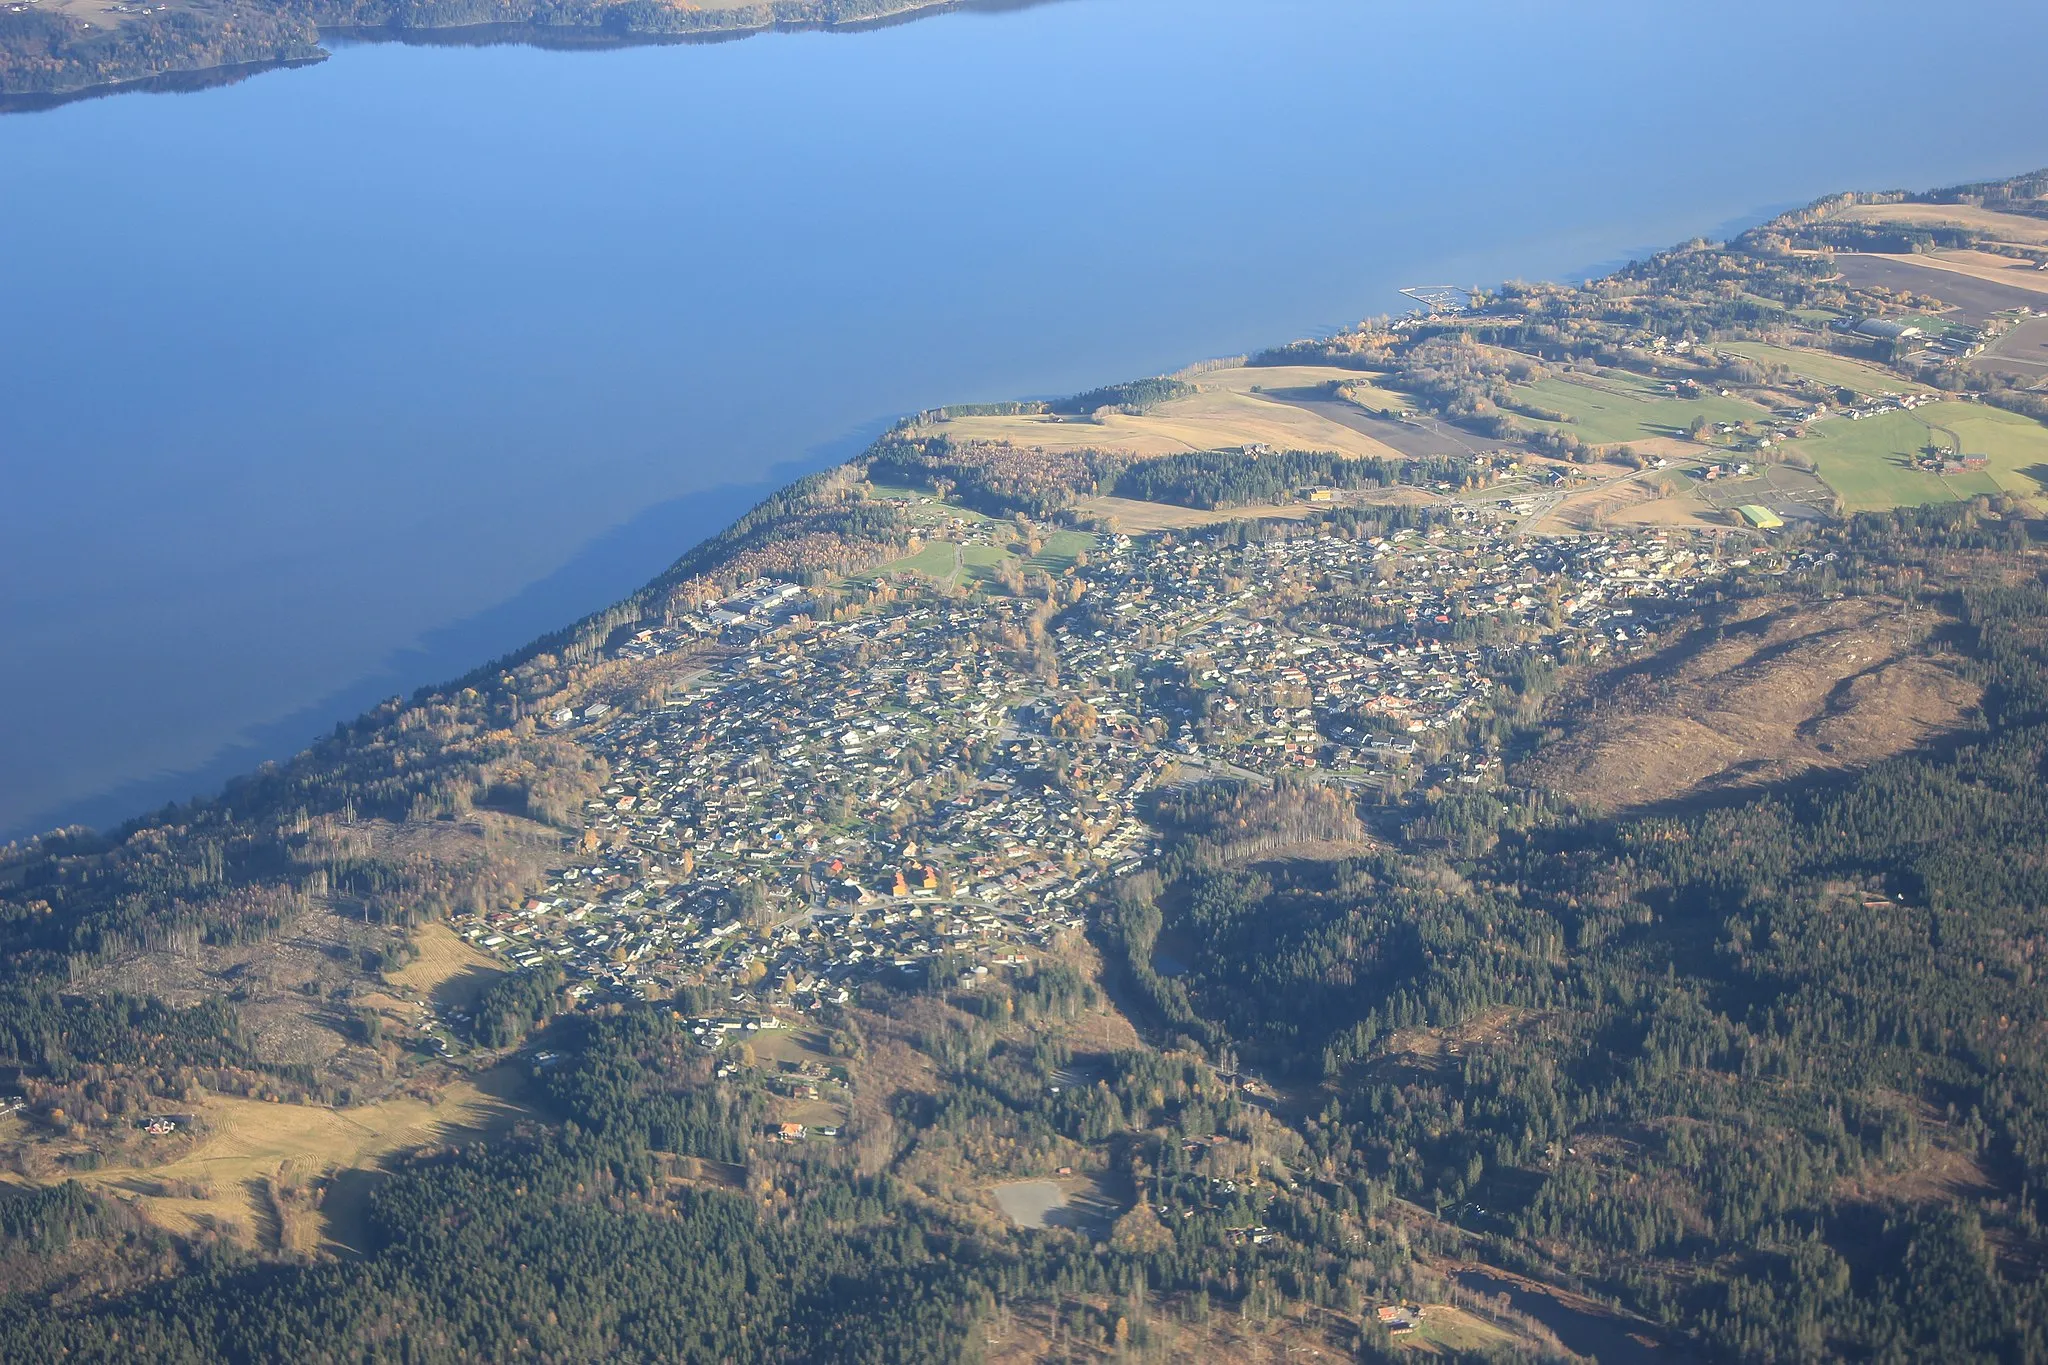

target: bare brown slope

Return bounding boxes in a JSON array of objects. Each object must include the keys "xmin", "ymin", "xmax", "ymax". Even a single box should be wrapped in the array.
[{"xmin": 1521, "ymin": 595, "xmax": 1980, "ymax": 813}]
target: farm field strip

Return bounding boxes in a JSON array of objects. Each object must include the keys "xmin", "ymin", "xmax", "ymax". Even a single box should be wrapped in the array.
[{"xmin": 1787, "ymin": 403, "xmax": 2048, "ymax": 512}]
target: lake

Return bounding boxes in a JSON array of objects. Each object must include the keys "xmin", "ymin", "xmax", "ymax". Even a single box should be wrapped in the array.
[{"xmin": 3, "ymin": 0, "xmax": 2046, "ymax": 839}]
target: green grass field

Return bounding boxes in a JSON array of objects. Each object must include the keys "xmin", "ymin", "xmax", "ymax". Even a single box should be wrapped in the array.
[
  {"xmin": 856, "ymin": 539, "xmax": 1022, "ymax": 588},
  {"xmin": 1518, "ymin": 374, "xmax": 1762, "ymax": 444},
  {"xmin": 863, "ymin": 483, "xmax": 992, "ymax": 524},
  {"xmin": 1789, "ymin": 402, "xmax": 2048, "ymax": 512},
  {"xmin": 1029, "ymin": 530, "xmax": 1098, "ymax": 573},
  {"xmin": 1718, "ymin": 342, "xmax": 1915, "ymax": 395},
  {"xmin": 856, "ymin": 540, "xmax": 959, "ymax": 582},
  {"xmin": 958, "ymin": 544, "xmax": 1020, "ymax": 585}
]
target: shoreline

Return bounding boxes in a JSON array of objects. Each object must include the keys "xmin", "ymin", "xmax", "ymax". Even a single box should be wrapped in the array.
[
  {"xmin": 0, "ymin": 0, "xmax": 1051, "ymax": 111},
  {"xmin": 0, "ymin": 54, "xmax": 327, "ymax": 115}
]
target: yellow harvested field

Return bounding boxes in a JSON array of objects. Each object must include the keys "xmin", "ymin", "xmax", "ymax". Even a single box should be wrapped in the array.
[
  {"xmin": 73, "ymin": 1066, "xmax": 531, "ymax": 1251},
  {"xmin": 1194, "ymin": 361, "xmax": 1421, "ymax": 414},
  {"xmin": 1190, "ymin": 362, "xmax": 1364, "ymax": 393},
  {"xmin": 1861, "ymin": 250, "xmax": 2048, "ymax": 300},
  {"xmin": 1837, "ymin": 202, "xmax": 2048, "ymax": 247},
  {"xmin": 921, "ymin": 386, "xmax": 1407, "ymax": 462},
  {"xmin": 386, "ymin": 921, "xmax": 506, "ymax": 1008},
  {"xmin": 1074, "ymin": 495, "xmax": 1316, "ymax": 532}
]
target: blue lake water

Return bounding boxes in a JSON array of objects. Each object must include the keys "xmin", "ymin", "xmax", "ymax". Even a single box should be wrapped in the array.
[{"xmin": 3, "ymin": 0, "xmax": 2046, "ymax": 838}]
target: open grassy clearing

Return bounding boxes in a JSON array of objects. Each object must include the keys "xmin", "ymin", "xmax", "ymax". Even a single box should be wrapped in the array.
[
  {"xmin": 69, "ymin": 1066, "xmax": 534, "ymax": 1250},
  {"xmin": 1789, "ymin": 403, "xmax": 2048, "ymax": 512},
  {"xmin": 1836, "ymin": 201, "xmax": 2048, "ymax": 247},
  {"xmin": 1518, "ymin": 373, "xmax": 1763, "ymax": 445},
  {"xmin": 1399, "ymin": 1303, "xmax": 1527, "ymax": 1355},
  {"xmin": 863, "ymin": 484, "xmax": 993, "ymax": 524},
  {"xmin": 1028, "ymin": 529, "xmax": 1098, "ymax": 572},
  {"xmin": 857, "ymin": 540, "xmax": 962, "ymax": 583},
  {"xmin": 853, "ymin": 539, "xmax": 1021, "ymax": 589},
  {"xmin": 1720, "ymin": 340, "xmax": 1928, "ymax": 394},
  {"xmin": 956, "ymin": 543, "xmax": 1013, "ymax": 584},
  {"xmin": 385, "ymin": 921, "xmax": 504, "ymax": 1010}
]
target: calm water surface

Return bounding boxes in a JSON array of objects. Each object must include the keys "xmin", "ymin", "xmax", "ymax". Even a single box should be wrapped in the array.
[{"xmin": 4, "ymin": 0, "xmax": 2047, "ymax": 838}]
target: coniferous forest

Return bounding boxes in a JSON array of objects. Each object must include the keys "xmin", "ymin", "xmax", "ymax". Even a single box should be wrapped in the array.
[{"xmin": 8, "ymin": 169, "xmax": 2048, "ymax": 1359}]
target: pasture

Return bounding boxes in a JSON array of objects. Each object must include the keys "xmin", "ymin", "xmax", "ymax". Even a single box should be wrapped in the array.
[
  {"xmin": 856, "ymin": 539, "xmax": 1019, "ymax": 590},
  {"xmin": 1719, "ymin": 341, "xmax": 1923, "ymax": 395},
  {"xmin": 1789, "ymin": 403, "xmax": 2048, "ymax": 512},
  {"xmin": 1518, "ymin": 373, "xmax": 1762, "ymax": 445},
  {"xmin": 863, "ymin": 484, "xmax": 993, "ymax": 525},
  {"xmin": 1028, "ymin": 529, "xmax": 1098, "ymax": 572},
  {"xmin": 858, "ymin": 540, "xmax": 961, "ymax": 582}
]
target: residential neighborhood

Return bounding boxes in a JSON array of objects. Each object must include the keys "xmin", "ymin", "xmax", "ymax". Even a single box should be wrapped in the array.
[{"xmin": 451, "ymin": 503, "xmax": 1759, "ymax": 1014}]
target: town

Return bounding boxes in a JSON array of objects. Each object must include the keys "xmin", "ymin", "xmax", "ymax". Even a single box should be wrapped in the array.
[{"xmin": 449, "ymin": 498, "xmax": 1775, "ymax": 1017}]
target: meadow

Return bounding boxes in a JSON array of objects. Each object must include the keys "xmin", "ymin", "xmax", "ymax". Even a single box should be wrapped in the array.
[
  {"xmin": 1028, "ymin": 530, "xmax": 1099, "ymax": 573},
  {"xmin": 1518, "ymin": 373, "xmax": 1763, "ymax": 445},
  {"xmin": 1718, "ymin": 341, "xmax": 1923, "ymax": 395},
  {"xmin": 1788, "ymin": 402, "xmax": 2048, "ymax": 512}
]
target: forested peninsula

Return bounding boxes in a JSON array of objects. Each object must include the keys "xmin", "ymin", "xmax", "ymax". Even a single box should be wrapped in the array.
[
  {"xmin": 0, "ymin": 0, "xmax": 963, "ymax": 106},
  {"xmin": 4, "ymin": 171, "xmax": 2048, "ymax": 1361}
]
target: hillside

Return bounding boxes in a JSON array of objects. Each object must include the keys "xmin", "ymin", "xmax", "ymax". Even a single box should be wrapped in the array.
[{"xmin": 3, "ymin": 169, "xmax": 2048, "ymax": 1362}]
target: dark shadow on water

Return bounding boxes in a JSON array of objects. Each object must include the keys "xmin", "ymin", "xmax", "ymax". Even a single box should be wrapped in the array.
[
  {"xmin": 0, "ymin": 56, "xmax": 327, "ymax": 116},
  {"xmin": 10, "ymin": 418, "xmax": 892, "ymax": 842},
  {"xmin": 0, "ymin": 0, "xmax": 1076, "ymax": 117},
  {"xmin": 322, "ymin": 0, "xmax": 1079, "ymax": 53}
]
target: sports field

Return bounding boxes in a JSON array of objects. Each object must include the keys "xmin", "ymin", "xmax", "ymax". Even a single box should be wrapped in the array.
[
  {"xmin": 1788, "ymin": 403, "xmax": 2048, "ymax": 512},
  {"xmin": 1518, "ymin": 373, "xmax": 1763, "ymax": 445}
]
